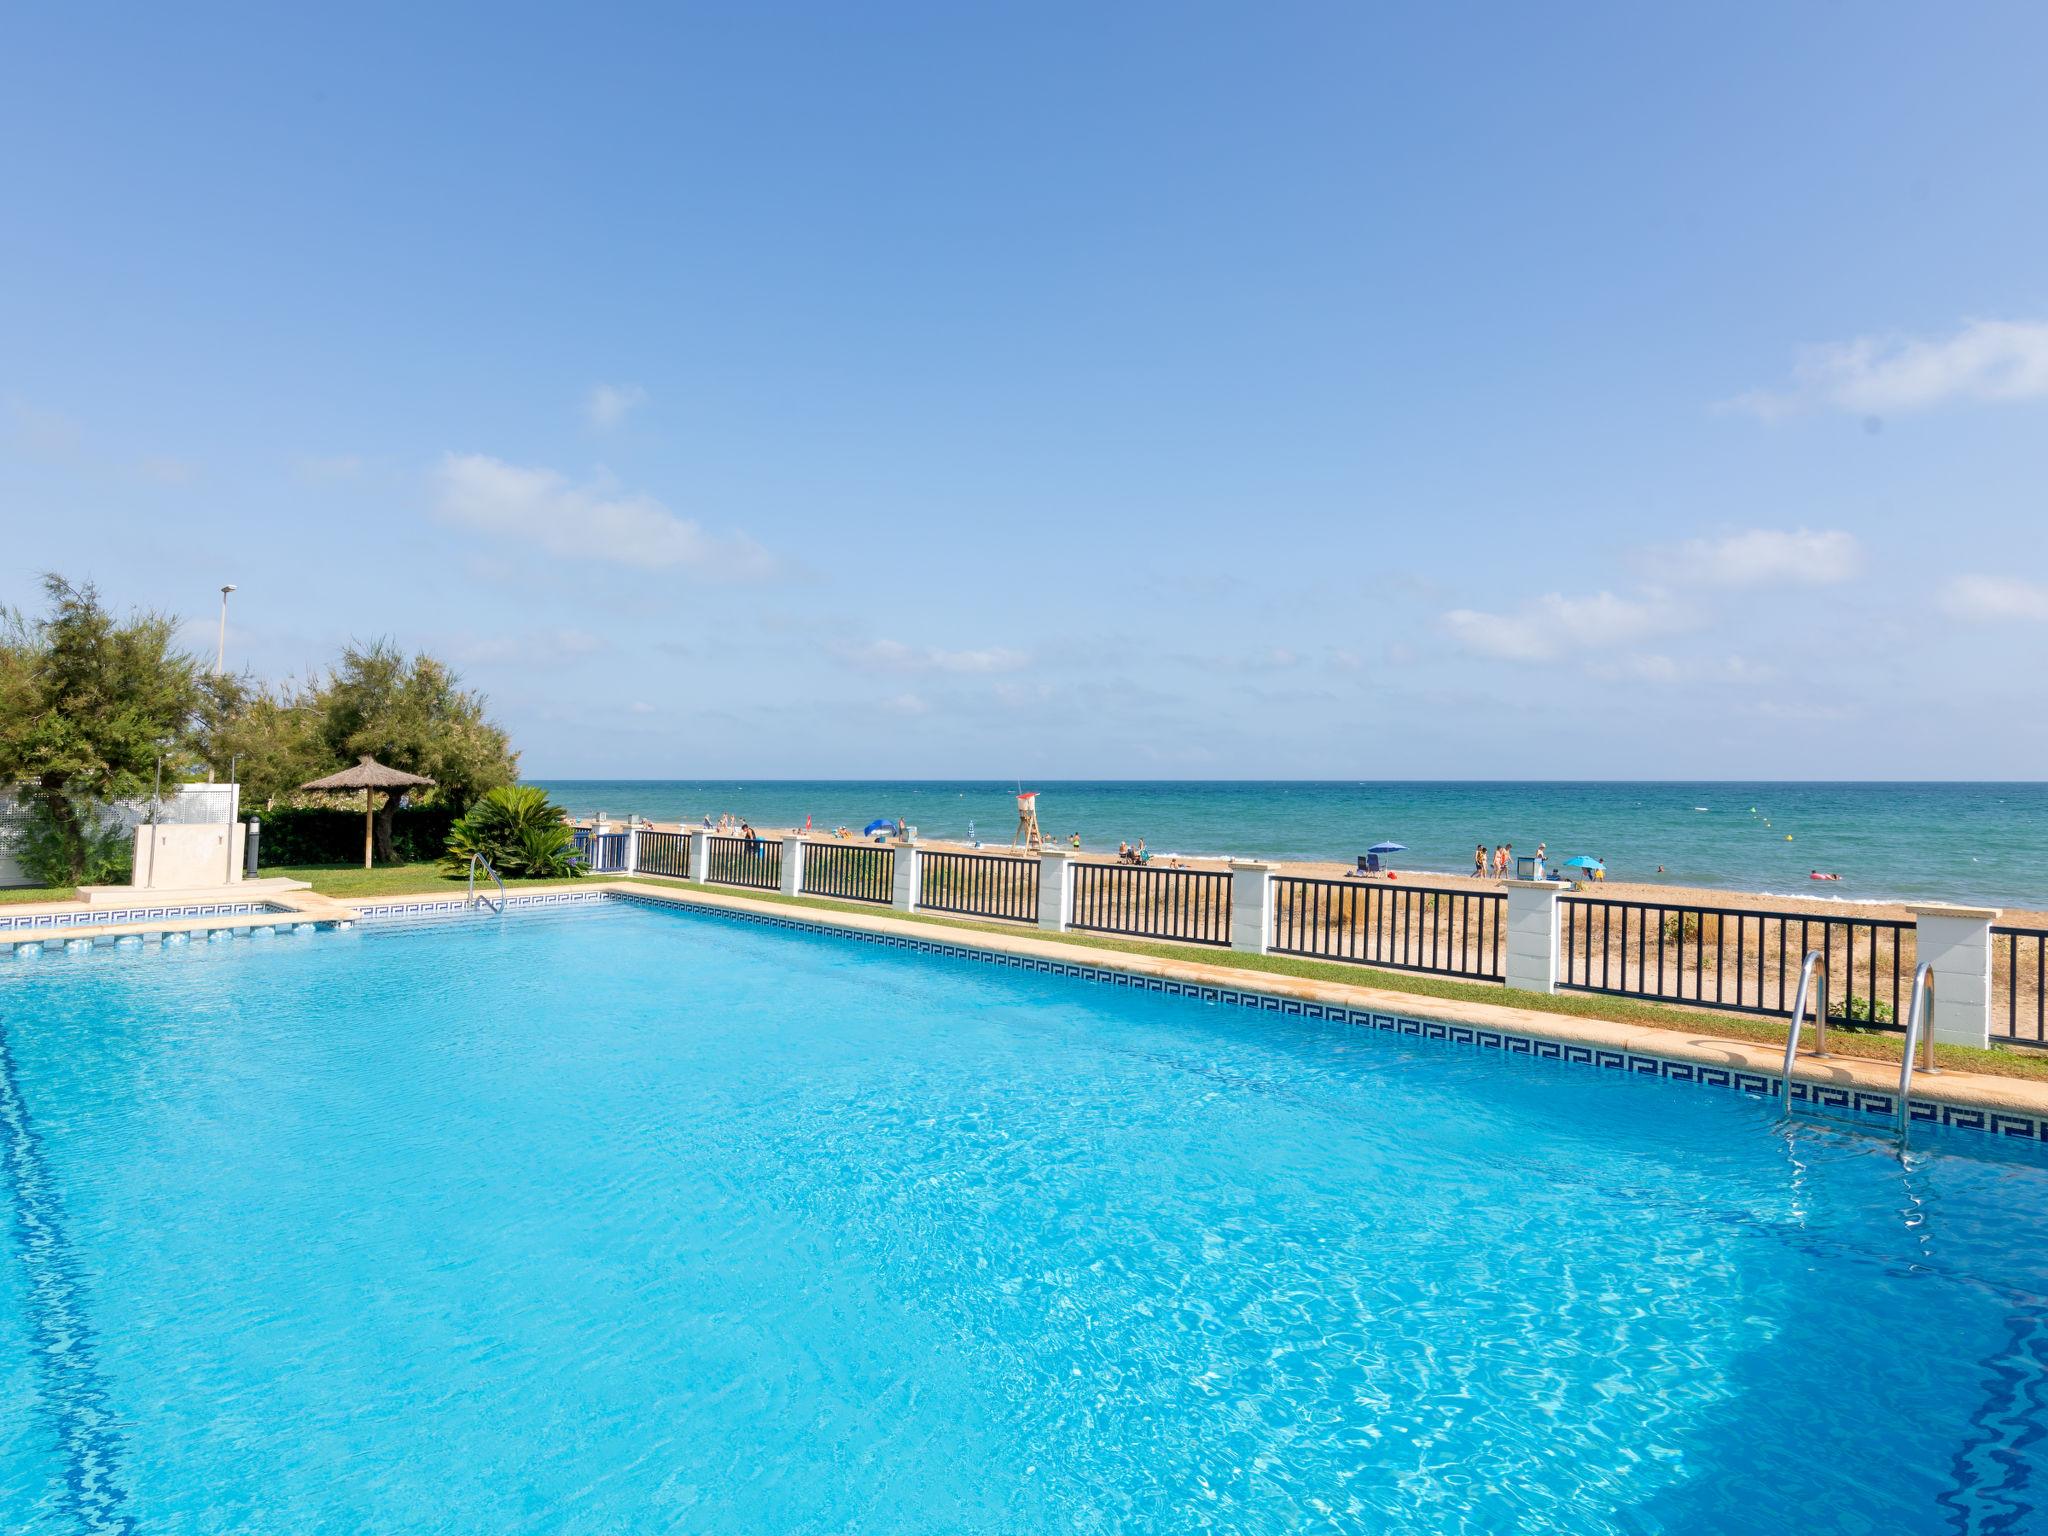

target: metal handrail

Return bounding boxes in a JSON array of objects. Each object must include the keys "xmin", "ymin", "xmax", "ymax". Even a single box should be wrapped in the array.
[
  {"xmin": 1896, "ymin": 962, "xmax": 1940, "ymax": 1131},
  {"xmin": 466, "ymin": 851, "xmax": 506, "ymax": 915},
  {"xmin": 1779, "ymin": 951, "xmax": 1830, "ymax": 1110}
]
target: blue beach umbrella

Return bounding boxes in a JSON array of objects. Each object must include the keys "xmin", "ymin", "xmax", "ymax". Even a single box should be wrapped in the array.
[
  {"xmin": 1368, "ymin": 842, "xmax": 1406, "ymax": 854},
  {"xmin": 862, "ymin": 818, "xmax": 894, "ymax": 836},
  {"xmin": 1562, "ymin": 856, "xmax": 1603, "ymax": 870}
]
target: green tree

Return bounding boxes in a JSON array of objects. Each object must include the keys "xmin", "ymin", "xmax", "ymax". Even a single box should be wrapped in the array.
[
  {"xmin": 307, "ymin": 641, "xmax": 518, "ymax": 861},
  {"xmin": 0, "ymin": 575, "xmax": 201, "ymax": 882},
  {"xmin": 191, "ymin": 671, "xmax": 326, "ymax": 809}
]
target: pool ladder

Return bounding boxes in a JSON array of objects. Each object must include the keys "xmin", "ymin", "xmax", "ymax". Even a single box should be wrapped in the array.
[
  {"xmin": 1781, "ymin": 950, "xmax": 1937, "ymax": 1132},
  {"xmin": 466, "ymin": 852, "xmax": 506, "ymax": 916}
]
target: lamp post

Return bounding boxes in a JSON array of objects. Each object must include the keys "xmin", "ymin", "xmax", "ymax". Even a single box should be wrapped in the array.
[{"xmin": 215, "ymin": 583, "xmax": 237, "ymax": 673}]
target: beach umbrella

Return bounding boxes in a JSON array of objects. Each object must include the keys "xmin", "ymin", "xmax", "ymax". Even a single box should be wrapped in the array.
[
  {"xmin": 300, "ymin": 755, "xmax": 436, "ymax": 870},
  {"xmin": 862, "ymin": 818, "xmax": 894, "ymax": 836},
  {"xmin": 1562, "ymin": 856, "xmax": 1603, "ymax": 870},
  {"xmin": 1368, "ymin": 842, "xmax": 1406, "ymax": 854}
]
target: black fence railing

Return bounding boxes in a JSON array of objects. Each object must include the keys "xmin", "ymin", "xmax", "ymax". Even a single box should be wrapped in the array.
[
  {"xmin": 1993, "ymin": 926, "xmax": 2048, "ymax": 1046},
  {"xmin": 1070, "ymin": 863, "xmax": 1231, "ymax": 947},
  {"xmin": 576, "ymin": 830, "xmax": 628, "ymax": 874},
  {"xmin": 706, "ymin": 834, "xmax": 781, "ymax": 891},
  {"xmin": 803, "ymin": 842, "xmax": 894, "ymax": 905},
  {"xmin": 635, "ymin": 830, "xmax": 690, "ymax": 878},
  {"xmin": 1559, "ymin": 898, "xmax": 1913, "ymax": 1027},
  {"xmin": 918, "ymin": 850, "xmax": 1040, "ymax": 925},
  {"xmin": 1271, "ymin": 878, "xmax": 1504, "ymax": 980}
]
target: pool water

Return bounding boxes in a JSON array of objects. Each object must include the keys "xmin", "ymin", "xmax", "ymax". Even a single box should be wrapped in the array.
[{"xmin": 3, "ymin": 901, "xmax": 2046, "ymax": 1534}]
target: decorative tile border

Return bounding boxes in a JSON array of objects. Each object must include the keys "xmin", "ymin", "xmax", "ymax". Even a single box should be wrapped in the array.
[
  {"xmin": 0, "ymin": 899, "xmax": 291, "ymax": 933},
  {"xmin": 349, "ymin": 890, "xmax": 611, "ymax": 928}
]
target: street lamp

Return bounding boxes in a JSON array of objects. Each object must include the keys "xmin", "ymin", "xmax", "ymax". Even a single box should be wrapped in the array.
[{"xmin": 215, "ymin": 584, "xmax": 236, "ymax": 673}]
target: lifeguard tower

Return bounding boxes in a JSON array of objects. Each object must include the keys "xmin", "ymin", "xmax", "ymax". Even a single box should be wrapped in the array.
[{"xmin": 1012, "ymin": 790, "xmax": 1043, "ymax": 851}]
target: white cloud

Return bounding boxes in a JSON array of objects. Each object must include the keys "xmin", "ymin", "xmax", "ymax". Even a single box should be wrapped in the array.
[
  {"xmin": 584, "ymin": 383, "xmax": 647, "ymax": 431},
  {"xmin": 1725, "ymin": 318, "xmax": 2048, "ymax": 418},
  {"xmin": 1441, "ymin": 591, "xmax": 1674, "ymax": 663},
  {"xmin": 431, "ymin": 452, "xmax": 775, "ymax": 576},
  {"xmin": 1938, "ymin": 574, "xmax": 2048, "ymax": 625},
  {"xmin": 833, "ymin": 638, "xmax": 1031, "ymax": 674},
  {"xmin": 1669, "ymin": 528, "xmax": 1863, "ymax": 587}
]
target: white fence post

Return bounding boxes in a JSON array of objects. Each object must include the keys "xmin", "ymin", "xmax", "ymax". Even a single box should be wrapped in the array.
[
  {"xmin": 624, "ymin": 822, "xmax": 641, "ymax": 876},
  {"xmin": 1037, "ymin": 850, "xmax": 1072, "ymax": 932},
  {"xmin": 780, "ymin": 835, "xmax": 804, "ymax": 897},
  {"xmin": 687, "ymin": 829, "xmax": 710, "ymax": 883},
  {"xmin": 1503, "ymin": 879, "xmax": 1567, "ymax": 994},
  {"xmin": 1908, "ymin": 904, "xmax": 1998, "ymax": 1048},
  {"xmin": 1228, "ymin": 861, "xmax": 1273, "ymax": 954},
  {"xmin": 892, "ymin": 843, "xmax": 920, "ymax": 912}
]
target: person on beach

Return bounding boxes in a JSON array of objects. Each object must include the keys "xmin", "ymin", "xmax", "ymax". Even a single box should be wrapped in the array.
[
  {"xmin": 1475, "ymin": 844, "xmax": 1487, "ymax": 878},
  {"xmin": 741, "ymin": 821, "xmax": 760, "ymax": 855}
]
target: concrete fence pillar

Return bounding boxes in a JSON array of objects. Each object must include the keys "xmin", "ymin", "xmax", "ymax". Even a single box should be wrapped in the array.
[
  {"xmin": 1503, "ymin": 879, "xmax": 1568, "ymax": 994},
  {"xmin": 687, "ymin": 829, "xmax": 711, "ymax": 883},
  {"xmin": 892, "ymin": 843, "xmax": 921, "ymax": 912},
  {"xmin": 1908, "ymin": 904, "xmax": 1998, "ymax": 1048},
  {"xmin": 1037, "ymin": 850, "xmax": 1073, "ymax": 932},
  {"xmin": 624, "ymin": 824, "xmax": 641, "ymax": 876},
  {"xmin": 1228, "ymin": 861, "xmax": 1273, "ymax": 954},
  {"xmin": 780, "ymin": 835, "xmax": 805, "ymax": 897}
]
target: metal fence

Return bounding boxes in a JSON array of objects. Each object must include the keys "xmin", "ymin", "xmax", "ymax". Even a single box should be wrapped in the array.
[
  {"xmin": 1070, "ymin": 863, "xmax": 1232, "ymax": 947},
  {"xmin": 1992, "ymin": 926, "xmax": 2048, "ymax": 1046},
  {"xmin": 635, "ymin": 830, "xmax": 690, "ymax": 878},
  {"xmin": 918, "ymin": 849, "xmax": 1040, "ymax": 924},
  {"xmin": 1559, "ymin": 897, "xmax": 1913, "ymax": 1027},
  {"xmin": 1271, "ymin": 878, "xmax": 1505, "ymax": 980},
  {"xmin": 706, "ymin": 834, "xmax": 781, "ymax": 891},
  {"xmin": 574, "ymin": 830, "xmax": 629, "ymax": 874},
  {"xmin": 802, "ymin": 842, "xmax": 894, "ymax": 905}
]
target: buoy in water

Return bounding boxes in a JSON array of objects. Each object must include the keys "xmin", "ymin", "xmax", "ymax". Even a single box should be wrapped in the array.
[{"xmin": 1785, "ymin": 834, "xmax": 1793, "ymax": 841}]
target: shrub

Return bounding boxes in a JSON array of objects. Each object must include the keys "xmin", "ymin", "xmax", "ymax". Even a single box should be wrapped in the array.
[
  {"xmin": 14, "ymin": 798, "xmax": 132, "ymax": 887},
  {"xmin": 1830, "ymin": 994, "xmax": 1895, "ymax": 1027},
  {"xmin": 249, "ymin": 805, "xmax": 457, "ymax": 865},
  {"xmin": 1660, "ymin": 911, "xmax": 1724, "ymax": 946},
  {"xmin": 443, "ymin": 786, "xmax": 582, "ymax": 879}
]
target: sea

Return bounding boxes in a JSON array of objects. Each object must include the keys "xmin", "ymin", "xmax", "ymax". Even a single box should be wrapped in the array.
[{"xmin": 532, "ymin": 780, "xmax": 2048, "ymax": 910}]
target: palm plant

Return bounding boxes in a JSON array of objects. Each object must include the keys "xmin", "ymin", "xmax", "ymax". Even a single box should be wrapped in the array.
[{"xmin": 443, "ymin": 785, "xmax": 582, "ymax": 879}]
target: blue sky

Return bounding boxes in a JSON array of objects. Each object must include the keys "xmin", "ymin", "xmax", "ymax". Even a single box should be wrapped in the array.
[{"xmin": 4, "ymin": 4, "xmax": 2046, "ymax": 779}]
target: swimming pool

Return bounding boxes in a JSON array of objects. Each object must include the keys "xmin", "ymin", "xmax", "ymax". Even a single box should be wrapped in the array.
[{"xmin": 3, "ymin": 897, "xmax": 2045, "ymax": 1533}]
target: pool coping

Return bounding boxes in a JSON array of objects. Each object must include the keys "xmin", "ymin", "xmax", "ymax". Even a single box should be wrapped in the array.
[
  {"xmin": 0, "ymin": 888, "xmax": 358, "ymax": 950},
  {"xmin": 336, "ymin": 879, "xmax": 2048, "ymax": 1142}
]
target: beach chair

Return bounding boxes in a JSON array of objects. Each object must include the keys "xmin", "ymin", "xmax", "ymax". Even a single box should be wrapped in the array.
[{"xmin": 1359, "ymin": 853, "xmax": 1381, "ymax": 875}]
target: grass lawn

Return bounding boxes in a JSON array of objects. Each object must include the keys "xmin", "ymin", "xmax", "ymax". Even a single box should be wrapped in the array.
[
  {"xmin": 1, "ymin": 883, "xmax": 76, "ymax": 904},
  {"xmin": 274, "ymin": 862, "xmax": 588, "ymax": 899}
]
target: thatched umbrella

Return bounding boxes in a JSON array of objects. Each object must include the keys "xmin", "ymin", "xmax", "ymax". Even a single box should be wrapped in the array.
[{"xmin": 301, "ymin": 755, "xmax": 436, "ymax": 869}]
